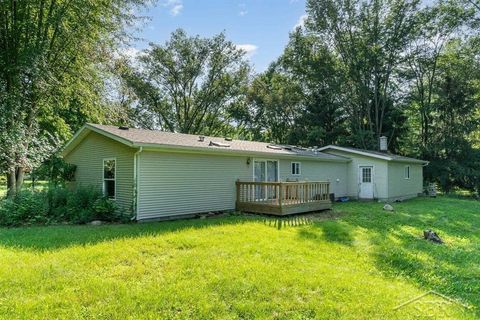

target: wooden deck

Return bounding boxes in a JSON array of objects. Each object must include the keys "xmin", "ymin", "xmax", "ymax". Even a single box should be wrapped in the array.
[{"xmin": 236, "ymin": 181, "xmax": 332, "ymax": 215}]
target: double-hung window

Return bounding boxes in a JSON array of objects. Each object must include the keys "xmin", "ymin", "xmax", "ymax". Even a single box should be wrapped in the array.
[
  {"xmin": 103, "ymin": 159, "xmax": 116, "ymax": 199},
  {"xmin": 291, "ymin": 162, "xmax": 301, "ymax": 175}
]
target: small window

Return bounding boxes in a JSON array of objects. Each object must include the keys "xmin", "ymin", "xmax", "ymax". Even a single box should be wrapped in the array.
[
  {"xmin": 291, "ymin": 162, "xmax": 301, "ymax": 175},
  {"xmin": 103, "ymin": 159, "xmax": 116, "ymax": 199},
  {"xmin": 362, "ymin": 167, "xmax": 372, "ymax": 183},
  {"xmin": 404, "ymin": 165, "xmax": 410, "ymax": 180}
]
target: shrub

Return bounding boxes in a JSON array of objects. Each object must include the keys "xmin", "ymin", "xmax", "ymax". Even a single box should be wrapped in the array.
[
  {"xmin": 0, "ymin": 191, "xmax": 48, "ymax": 226},
  {"xmin": 0, "ymin": 186, "xmax": 125, "ymax": 227},
  {"xmin": 65, "ymin": 186, "xmax": 104, "ymax": 223}
]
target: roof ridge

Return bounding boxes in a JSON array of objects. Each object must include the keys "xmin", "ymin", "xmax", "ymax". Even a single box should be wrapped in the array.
[{"xmin": 89, "ymin": 123, "xmax": 277, "ymax": 145}]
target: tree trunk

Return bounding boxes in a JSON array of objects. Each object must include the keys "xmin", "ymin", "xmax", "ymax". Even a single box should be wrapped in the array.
[
  {"xmin": 6, "ymin": 168, "xmax": 17, "ymax": 197},
  {"xmin": 15, "ymin": 166, "xmax": 25, "ymax": 193}
]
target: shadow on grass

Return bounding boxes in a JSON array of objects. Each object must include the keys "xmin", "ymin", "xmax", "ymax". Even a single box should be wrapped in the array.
[
  {"xmin": 335, "ymin": 197, "xmax": 480, "ymax": 315},
  {"xmin": 263, "ymin": 216, "xmax": 312, "ymax": 230},
  {"xmin": 0, "ymin": 215, "xmax": 252, "ymax": 251},
  {"xmin": 297, "ymin": 220, "xmax": 354, "ymax": 246}
]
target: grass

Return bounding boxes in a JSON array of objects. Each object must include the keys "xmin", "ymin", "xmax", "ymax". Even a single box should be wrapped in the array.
[
  {"xmin": 0, "ymin": 197, "xmax": 478, "ymax": 319},
  {"xmin": 0, "ymin": 179, "xmax": 47, "ymax": 198}
]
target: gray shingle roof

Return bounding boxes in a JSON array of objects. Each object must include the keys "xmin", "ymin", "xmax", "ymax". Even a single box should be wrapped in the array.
[
  {"xmin": 86, "ymin": 124, "xmax": 349, "ymax": 161},
  {"xmin": 318, "ymin": 145, "xmax": 428, "ymax": 164}
]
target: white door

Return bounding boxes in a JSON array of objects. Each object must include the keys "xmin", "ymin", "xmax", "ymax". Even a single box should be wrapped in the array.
[{"xmin": 359, "ymin": 166, "xmax": 374, "ymax": 199}]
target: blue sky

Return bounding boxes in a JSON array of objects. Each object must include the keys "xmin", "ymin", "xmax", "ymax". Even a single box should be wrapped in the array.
[{"xmin": 131, "ymin": 0, "xmax": 307, "ymax": 72}]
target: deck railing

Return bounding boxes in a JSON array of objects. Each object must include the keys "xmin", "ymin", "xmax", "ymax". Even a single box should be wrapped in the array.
[{"xmin": 236, "ymin": 180, "xmax": 330, "ymax": 209}]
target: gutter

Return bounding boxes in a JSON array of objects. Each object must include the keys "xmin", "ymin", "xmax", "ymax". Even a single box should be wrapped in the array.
[{"xmin": 133, "ymin": 146, "xmax": 143, "ymax": 220}]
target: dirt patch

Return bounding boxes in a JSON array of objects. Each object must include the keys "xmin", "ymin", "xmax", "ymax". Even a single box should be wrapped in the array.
[{"xmin": 301, "ymin": 209, "xmax": 345, "ymax": 222}]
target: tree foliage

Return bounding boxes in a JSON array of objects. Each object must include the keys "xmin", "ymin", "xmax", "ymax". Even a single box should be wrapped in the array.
[
  {"xmin": 118, "ymin": 29, "xmax": 250, "ymax": 136},
  {"xmin": 0, "ymin": 0, "xmax": 145, "ymax": 196},
  {"xmin": 244, "ymin": 0, "xmax": 480, "ymax": 193},
  {"xmin": 306, "ymin": 0, "xmax": 420, "ymax": 150}
]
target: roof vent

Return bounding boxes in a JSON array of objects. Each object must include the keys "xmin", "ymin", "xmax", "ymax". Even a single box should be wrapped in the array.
[
  {"xmin": 225, "ymin": 137, "xmax": 233, "ymax": 141},
  {"xmin": 267, "ymin": 145, "xmax": 283, "ymax": 150},
  {"xmin": 379, "ymin": 136, "xmax": 388, "ymax": 151},
  {"xmin": 209, "ymin": 141, "xmax": 230, "ymax": 148},
  {"xmin": 198, "ymin": 136, "xmax": 205, "ymax": 142},
  {"xmin": 118, "ymin": 126, "xmax": 129, "ymax": 130}
]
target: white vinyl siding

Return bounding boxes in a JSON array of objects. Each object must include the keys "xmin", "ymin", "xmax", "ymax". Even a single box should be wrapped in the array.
[
  {"xmin": 137, "ymin": 151, "xmax": 349, "ymax": 219},
  {"xmin": 137, "ymin": 151, "xmax": 252, "ymax": 219},
  {"xmin": 279, "ymin": 159, "xmax": 348, "ymax": 198},
  {"xmin": 388, "ymin": 162, "xmax": 423, "ymax": 200},
  {"xmin": 64, "ymin": 132, "xmax": 135, "ymax": 212},
  {"xmin": 322, "ymin": 150, "xmax": 389, "ymax": 200}
]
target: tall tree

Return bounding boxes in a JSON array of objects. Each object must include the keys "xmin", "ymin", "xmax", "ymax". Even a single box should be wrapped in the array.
[
  {"xmin": 403, "ymin": 0, "xmax": 475, "ymax": 156},
  {"xmin": 0, "ymin": 0, "xmax": 144, "ymax": 196},
  {"xmin": 119, "ymin": 29, "xmax": 250, "ymax": 136},
  {"xmin": 422, "ymin": 39, "xmax": 480, "ymax": 192},
  {"xmin": 243, "ymin": 30, "xmax": 348, "ymax": 147},
  {"xmin": 306, "ymin": 0, "xmax": 419, "ymax": 150},
  {"xmin": 244, "ymin": 66, "xmax": 303, "ymax": 144},
  {"xmin": 280, "ymin": 30, "xmax": 348, "ymax": 147}
]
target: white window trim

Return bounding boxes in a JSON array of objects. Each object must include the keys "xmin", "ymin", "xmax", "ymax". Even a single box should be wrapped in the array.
[
  {"xmin": 252, "ymin": 159, "xmax": 280, "ymax": 182},
  {"xmin": 291, "ymin": 162, "xmax": 301, "ymax": 176},
  {"xmin": 103, "ymin": 158, "xmax": 117, "ymax": 200},
  {"xmin": 404, "ymin": 165, "xmax": 411, "ymax": 180}
]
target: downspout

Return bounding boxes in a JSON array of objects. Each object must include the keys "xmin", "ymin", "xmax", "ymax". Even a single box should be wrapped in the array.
[{"xmin": 133, "ymin": 146, "xmax": 143, "ymax": 220}]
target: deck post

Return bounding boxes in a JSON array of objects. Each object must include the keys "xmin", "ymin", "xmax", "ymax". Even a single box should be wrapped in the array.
[
  {"xmin": 235, "ymin": 179, "xmax": 240, "ymax": 209},
  {"xmin": 279, "ymin": 183, "xmax": 284, "ymax": 208}
]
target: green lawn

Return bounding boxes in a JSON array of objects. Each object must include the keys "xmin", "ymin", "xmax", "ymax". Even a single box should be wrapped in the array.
[{"xmin": 0, "ymin": 197, "xmax": 478, "ymax": 319}]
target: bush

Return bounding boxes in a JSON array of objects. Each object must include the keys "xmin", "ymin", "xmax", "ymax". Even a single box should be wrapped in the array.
[
  {"xmin": 0, "ymin": 186, "xmax": 127, "ymax": 227},
  {"xmin": 0, "ymin": 192, "xmax": 49, "ymax": 226}
]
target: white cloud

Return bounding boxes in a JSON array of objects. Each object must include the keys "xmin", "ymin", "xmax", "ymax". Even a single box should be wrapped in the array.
[
  {"xmin": 161, "ymin": 0, "xmax": 183, "ymax": 16},
  {"xmin": 293, "ymin": 14, "xmax": 307, "ymax": 30},
  {"xmin": 236, "ymin": 44, "xmax": 258, "ymax": 58},
  {"xmin": 238, "ymin": 3, "xmax": 247, "ymax": 17},
  {"xmin": 170, "ymin": 4, "xmax": 183, "ymax": 16}
]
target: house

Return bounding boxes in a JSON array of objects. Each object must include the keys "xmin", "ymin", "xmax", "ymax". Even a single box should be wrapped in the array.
[
  {"xmin": 318, "ymin": 145, "xmax": 428, "ymax": 201},
  {"xmin": 62, "ymin": 124, "xmax": 428, "ymax": 220}
]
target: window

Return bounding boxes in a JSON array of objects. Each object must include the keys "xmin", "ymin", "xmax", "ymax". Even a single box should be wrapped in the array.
[
  {"xmin": 404, "ymin": 165, "xmax": 410, "ymax": 179},
  {"xmin": 103, "ymin": 159, "xmax": 116, "ymax": 199},
  {"xmin": 362, "ymin": 167, "xmax": 372, "ymax": 183},
  {"xmin": 291, "ymin": 162, "xmax": 301, "ymax": 175}
]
